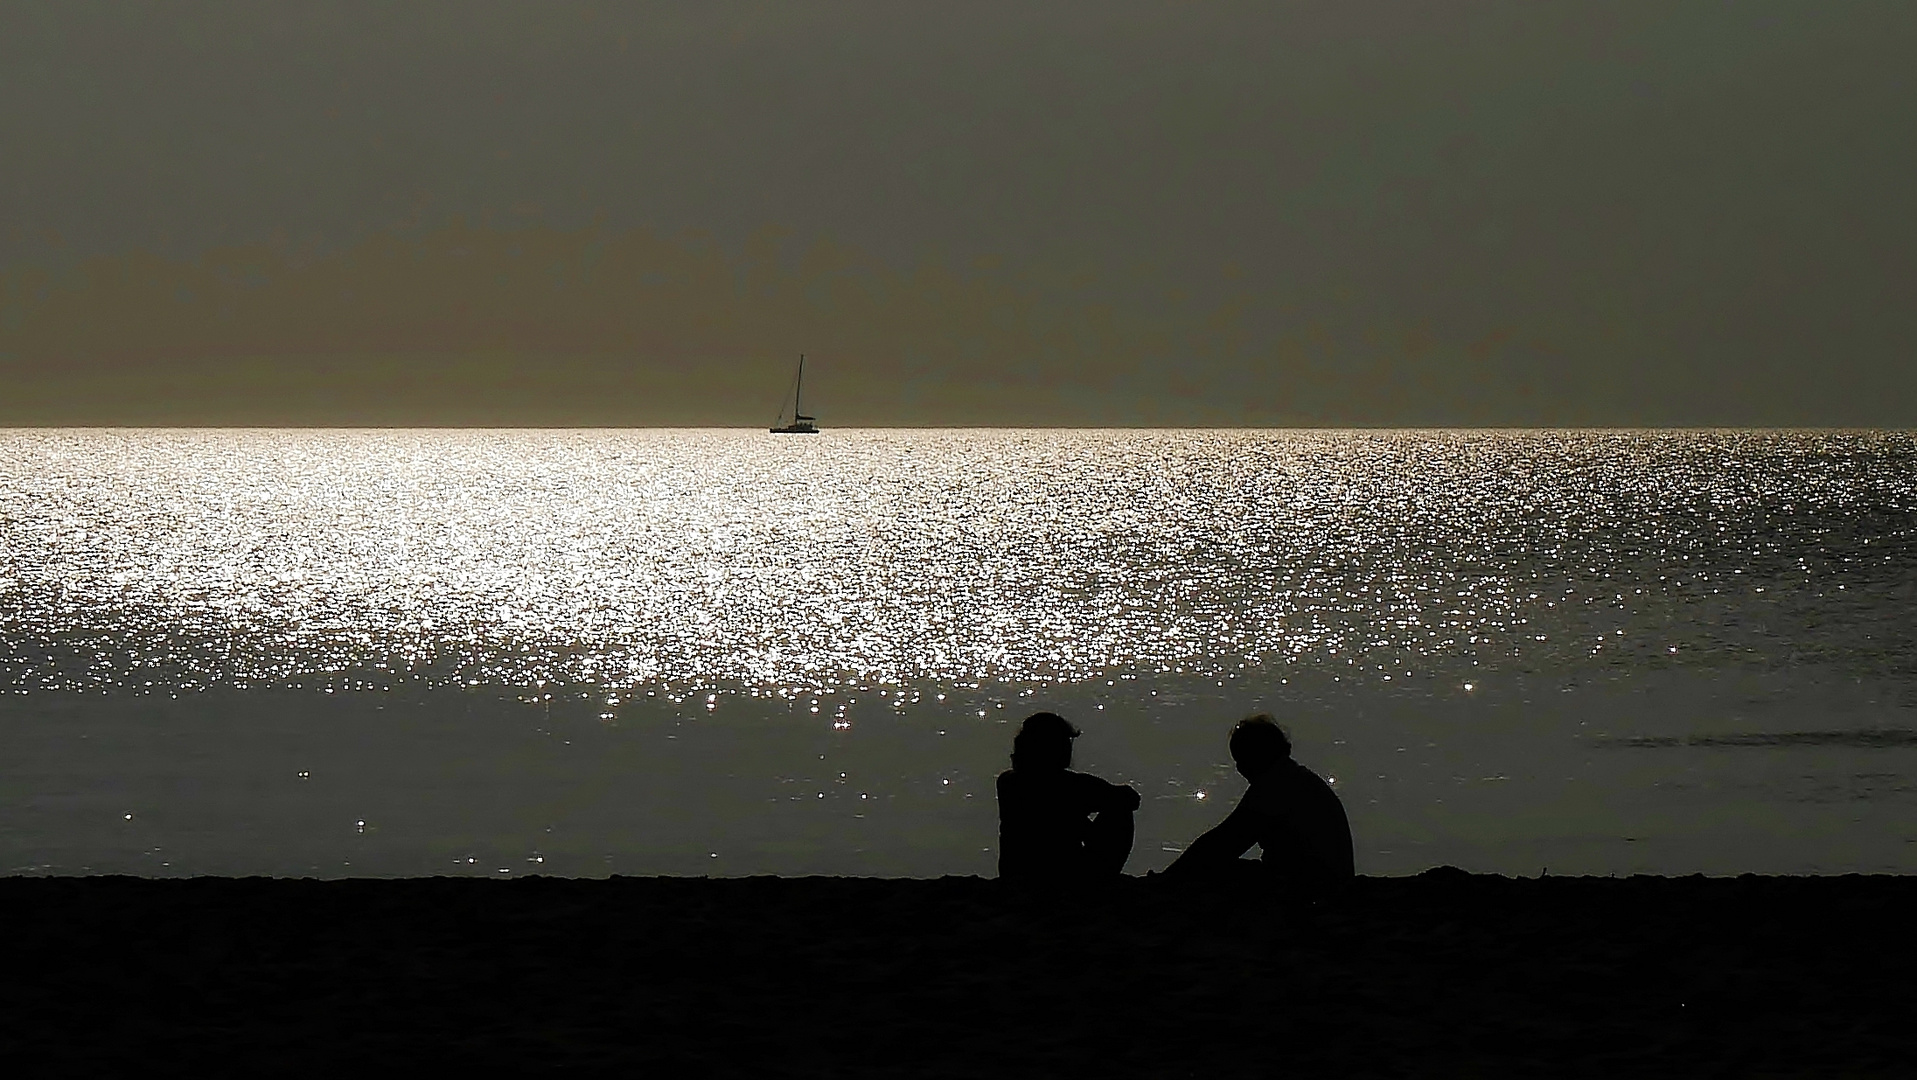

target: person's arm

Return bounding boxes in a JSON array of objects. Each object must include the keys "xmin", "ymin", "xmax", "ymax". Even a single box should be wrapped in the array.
[
  {"xmin": 1165, "ymin": 796, "xmax": 1259, "ymax": 876},
  {"xmin": 1068, "ymin": 772, "xmax": 1140, "ymax": 814},
  {"xmin": 1098, "ymin": 777, "xmax": 1141, "ymax": 814}
]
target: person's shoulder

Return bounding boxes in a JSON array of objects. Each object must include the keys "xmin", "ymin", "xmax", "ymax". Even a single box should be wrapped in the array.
[
  {"xmin": 1279, "ymin": 759, "xmax": 1326, "ymax": 783},
  {"xmin": 1282, "ymin": 760, "xmax": 1344, "ymax": 804}
]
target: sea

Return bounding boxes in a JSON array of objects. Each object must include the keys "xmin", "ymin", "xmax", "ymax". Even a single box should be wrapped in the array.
[{"xmin": 3, "ymin": 428, "xmax": 1914, "ymax": 879}]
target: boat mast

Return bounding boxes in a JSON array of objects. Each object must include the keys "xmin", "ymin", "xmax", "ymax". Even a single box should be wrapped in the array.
[{"xmin": 794, "ymin": 354, "xmax": 804, "ymax": 418}]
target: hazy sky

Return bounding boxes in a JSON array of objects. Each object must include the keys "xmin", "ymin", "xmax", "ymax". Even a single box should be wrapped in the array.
[{"xmin": 2, "ymin": 1, "xmax": 1913, "ymax": 425}]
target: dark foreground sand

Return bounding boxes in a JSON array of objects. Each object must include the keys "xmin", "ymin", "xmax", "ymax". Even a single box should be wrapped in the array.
[{"xmin": 2, "ymin": 871, "xmax": 1913, "ymax": 1076}]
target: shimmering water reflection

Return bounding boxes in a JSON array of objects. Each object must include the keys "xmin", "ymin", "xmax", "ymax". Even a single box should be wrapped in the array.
[{"xmin": 1, "ymin": 429, "xmax": 1914, "ymax": 876}]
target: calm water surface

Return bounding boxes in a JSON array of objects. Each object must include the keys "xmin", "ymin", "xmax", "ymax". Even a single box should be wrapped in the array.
[{"xmin": 3, "ymin": 429, "xmax": 1914, "ymax": 876}]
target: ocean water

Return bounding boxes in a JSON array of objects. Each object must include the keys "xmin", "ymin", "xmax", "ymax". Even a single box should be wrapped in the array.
[{"xmin": 2, "ymin": 428, "xmax": 1914, "ymax": 878}]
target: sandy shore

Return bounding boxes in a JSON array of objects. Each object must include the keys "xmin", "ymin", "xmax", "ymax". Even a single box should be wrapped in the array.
[{"xmin": 2, "ymin": 871, "xmax": 1912, "ymax": 1076}]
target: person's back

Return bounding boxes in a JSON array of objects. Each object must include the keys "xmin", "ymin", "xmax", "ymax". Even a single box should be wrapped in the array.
[
  {"xmin": 1236, "ymin": 756, "xmax": 1354, "ymax": 884},
  {"xmin": 1167, "ymin": 715, "xmax": 1354, "ymax": 891},
  {"xmin": 996, "ymin": 713, "xmax": 1139, "ymax": 881}
]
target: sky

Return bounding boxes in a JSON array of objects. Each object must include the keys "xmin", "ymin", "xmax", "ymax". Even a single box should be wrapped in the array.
[{"xmin": 2, "ymin": 1, "xmax": 1913, "ymax": 426}]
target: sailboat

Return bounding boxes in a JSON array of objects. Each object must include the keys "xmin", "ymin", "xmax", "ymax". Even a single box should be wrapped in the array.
[{"xmin": 769, "ymin": 354, "xmax": 821, "ymax": 434}]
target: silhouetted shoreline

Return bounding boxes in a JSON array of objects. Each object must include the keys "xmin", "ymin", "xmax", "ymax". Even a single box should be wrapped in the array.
[{"xmin": 3, "ymin": 872, "xmax": 1912, "ymax": 1075}]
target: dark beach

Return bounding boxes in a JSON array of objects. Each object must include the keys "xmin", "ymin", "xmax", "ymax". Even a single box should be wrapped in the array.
[{"xmin": 3, "ymin": 872, "xmax": 1912, "ymax": 1076}]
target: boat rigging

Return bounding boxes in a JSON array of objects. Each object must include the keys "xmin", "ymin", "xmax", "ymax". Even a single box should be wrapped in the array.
[{"xmin": 770, "ymin": 354, "xmax": 820, "ymax": 434}]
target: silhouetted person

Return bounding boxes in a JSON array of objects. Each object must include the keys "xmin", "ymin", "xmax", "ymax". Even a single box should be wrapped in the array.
[
  {"xmin": 996, "ymin": 712, "xmax": 1140, "ymax": 881},
  {"xmin": 1166, "ymin": 715, "xmax": 1353, "ymax": 893}
]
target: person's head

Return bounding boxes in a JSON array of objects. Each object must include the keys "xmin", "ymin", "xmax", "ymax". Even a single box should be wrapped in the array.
[
  {"xmin": 1229, "ymin": 714, "xmax": 1292, "ymax": 779},
  {"xmin": 1010, "ymin": 712, "xmax": 1079, "ymax": 772}
]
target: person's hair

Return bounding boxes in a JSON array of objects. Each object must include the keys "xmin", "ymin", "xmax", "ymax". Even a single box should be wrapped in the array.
[
  {"xmin": 1229, "ymin": 714, "xmax": 1292, "ymax": 770},
  {"xmin": 1010, "ymin": 712, "xmax": 1079, "ymax": 772}
]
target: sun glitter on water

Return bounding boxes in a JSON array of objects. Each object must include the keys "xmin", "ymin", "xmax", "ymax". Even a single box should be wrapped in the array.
[{"xmin": 0, "ymin": 428, "xmax": 1912, "ymax": 697}]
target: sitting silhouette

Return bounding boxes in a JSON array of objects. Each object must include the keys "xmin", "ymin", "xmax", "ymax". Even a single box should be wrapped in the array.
[
  {"xmin": 1166, "ymin": 715, "xmax": 1354, "ymax": 890},
  {"xmin": 996, "ymin": 712, "xmax": 1141, "ymax": 881}
]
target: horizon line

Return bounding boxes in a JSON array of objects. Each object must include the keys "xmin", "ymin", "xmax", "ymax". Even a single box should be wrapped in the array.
[{"xmin": 2, "ymin": 424, "xmax": 1910, "ymax": 434}]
